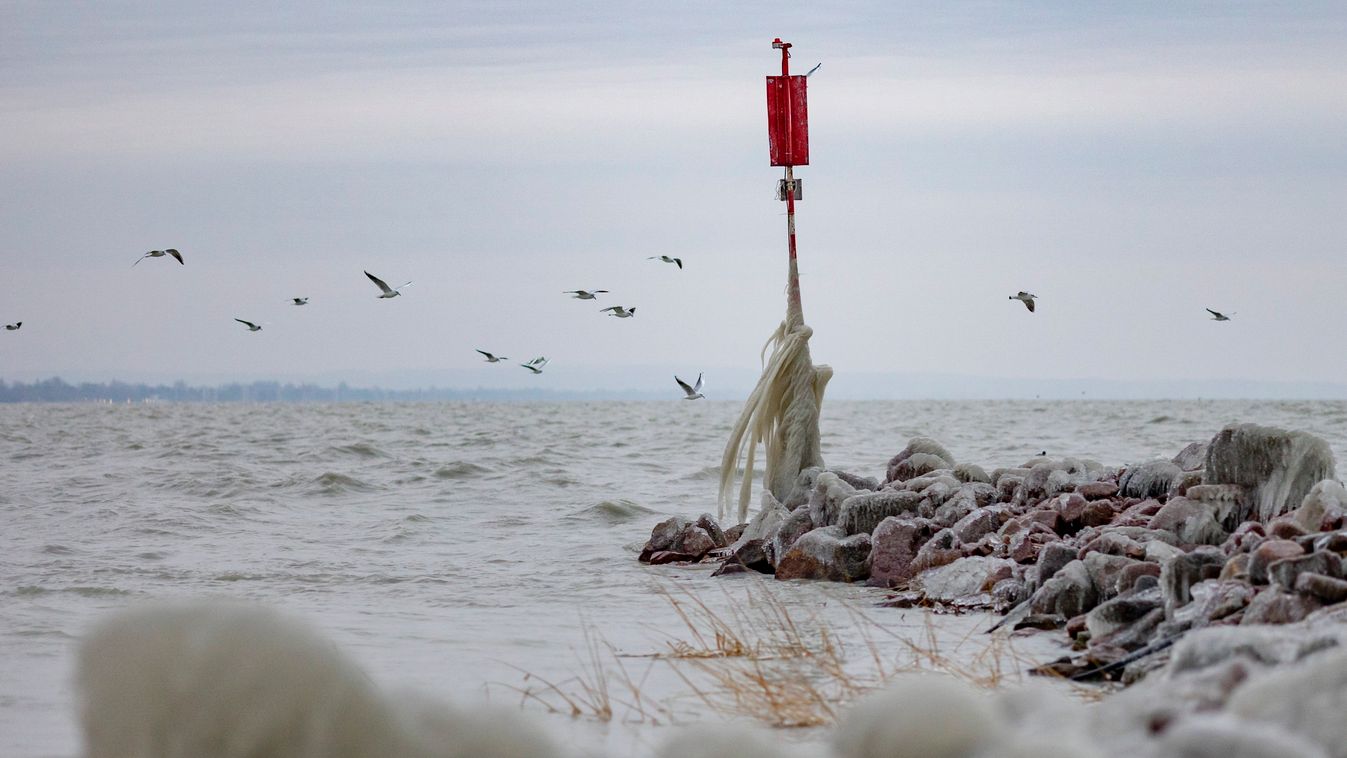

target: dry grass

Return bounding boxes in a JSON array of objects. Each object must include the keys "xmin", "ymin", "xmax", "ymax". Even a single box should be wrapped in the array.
[{"xmin": 494, "ymin": 578, "xmax": 1103, "ymax": 728}]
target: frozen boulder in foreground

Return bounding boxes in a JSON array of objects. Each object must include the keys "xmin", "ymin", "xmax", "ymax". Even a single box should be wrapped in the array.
[
  {"xmin": 1203, "ymin": 423, "xmax": 1336, "ymax": 523},
  {"xmin": 1226, "ymin": 647, "xmax": 1347, "ymax": 758},
  {"xmin": 77, "ymin": 601, "xmax": 560, "ymax": 758},
  {"xmin": 774, "ymin": 526, "xmax": 871, "ymax": 582},
  {"xmin": 833, "ymin": 674, "xmax": 1001, "ymax": 758}
]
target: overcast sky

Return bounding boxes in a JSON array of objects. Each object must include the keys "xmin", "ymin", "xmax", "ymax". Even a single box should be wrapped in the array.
[{"xmin": 2, "ymin": 2, "xmax": 1345, "ymax": 396}]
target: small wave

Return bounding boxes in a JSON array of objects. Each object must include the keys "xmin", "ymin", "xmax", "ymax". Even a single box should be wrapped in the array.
[
  {"xmin": 329, "ymin": 443, "xmax": 389, "ymax": 458},
  {"xmin": 568, "ymin": 499, "xmax": 658, "ymax": 523},
  {"xmin": 311, "ymin": 472, "xmax": 377, "ymax": 494},
  {"xmin": 1148, "ymin": 415, "xmax": 1174, "ymax": 424},
  {"xmin": 432, "ymin": 461, "xmax": 492, "ymax": 480}
]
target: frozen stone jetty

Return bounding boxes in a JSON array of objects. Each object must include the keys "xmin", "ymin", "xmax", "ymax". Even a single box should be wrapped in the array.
[{"xmin": 640, "ymin": 422, "xmax": 1344, "ymax": 680}]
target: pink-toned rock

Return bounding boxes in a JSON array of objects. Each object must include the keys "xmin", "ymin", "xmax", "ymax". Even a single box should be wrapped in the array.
[
  {"xmin": 867, "ymin": 517, "xmax": 935, "ymax": 588},
  {"xmin": 1221, "ymin": 521, "xmax": 1267, "ymax": 555},
  {"xmin": 639, "ymin": 516, "xmax": 691, "ymax": 561},
  {"xmin": 673, "ymin": 526, "xmax": 717, "ymax": 560},
  {"xmin": 1294, "ymin": 572, "xmax": 1347, "ymax": 603},
  {"xmin": 1115, "ymin": 498, "xmax": 1164, "ymax": 527},
  {"xmin": 1008, "ymin": 523, "xmax": 1058, "ymax": 564},
  {"xmin": 1266, "ymin": 517, "xmax": 1308, "ymax": 540},
  {"xmin": 1081, "ymin": 500, "xmax": 1117, "ymax": 527},
  {"xmin": 951, "ymin": 507, "xmax": 1002, "ymax": 546},
  {"xmin": 775, "ymin": 527, "xmax": 872, "ymax": 583},
  {"xmin": 1076, "ymin": 481, "xmax": 1120, "ymax": 500},
  {"xmin": 1116, "ymin": 561, "xmax": 1162, "ymax": 595},
  {"xmin": 1241, "ymin": 588, "xmax": 1322, "ymax": 625},
  {"xmin": 646, "ymin": 550, "xmax": 696, "ymax": 565},
  {"xmin": 1248, "ymin": 539, "xmax": 1305, "ymax": 585},
  {"xmin": 1079, "ymin": 531, "xmax": 1146, "ymax": 560},
  {"xmin": 910, "ymin": 528, "xmax": 962, "ymax": 573},
  {"xmin": 1221, "ymin": 553, "xmax": 1251, "ymax": 581},
  {"xmin": 1055, "ymin": 493, "xmax": 1088, "ymax": 528},
  {"xmin": 1266, "ymin": 550, "xmax": 1342, "ymax": 591}
]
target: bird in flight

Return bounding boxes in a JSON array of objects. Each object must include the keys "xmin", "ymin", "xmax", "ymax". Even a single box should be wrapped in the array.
[
  {"xmin": 601, "ymin": 306, "xmax": 636, "ymax": 318},
  {"xmin": 1009, "ymin": 291, "xmax": 1037, "ymax": 312},
  {"xmin": 4, "ymin": 322, "xmax": 20, "ymax": 331},
  {"xmin": 291, "ymin": 297, "xmax": 309, "ymax": 306},
  {"xmin": 365, "ymin": 271, "xmax": 412, "ymax": 298},
  {"xmin": 564, "ymin": 290, "xmax": 608, "ymax": 300},
  {"xmin": 648, "ymin": 255, "xmax": 683, "ymax": 270},
  {"xmin": 234, "ymin": 318, "xmax": 262, "ymax": 332},
  {"xmin": 676, "ymin": 373, "xmax": 705, "ymax": 400},
  {"xmin": 134, "ymin": 249, "xmax": 183, "ymax": 266},
  {"xmin": 1206, "ymin": 308, "xmax": 1232, "ymax": 321},
  {"xmin": 476, "ymin": 349, "xmax": 508, "ymax": 363},
  {"xmin": 520, "ymin": 357, "xmax": 549, "ymax": 374}
]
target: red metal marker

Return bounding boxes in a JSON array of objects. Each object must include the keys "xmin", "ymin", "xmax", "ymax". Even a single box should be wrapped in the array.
[{"xmin": 766, "ymin": 38, "xmax": 810, "ymax": 320}]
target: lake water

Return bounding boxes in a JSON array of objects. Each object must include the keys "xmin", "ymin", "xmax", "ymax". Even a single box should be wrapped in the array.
[{"xmin": 4, "ymin": 399, "xmax": 1346, "ymax": 756}]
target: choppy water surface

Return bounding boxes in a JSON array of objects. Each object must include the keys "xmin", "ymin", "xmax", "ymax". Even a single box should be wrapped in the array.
[{"xmin": 3, "ymin": 399, "xmax": 1346, "ymax": 756}]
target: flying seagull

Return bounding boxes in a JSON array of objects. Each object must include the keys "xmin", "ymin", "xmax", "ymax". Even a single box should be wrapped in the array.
[
  {"xmin": 1009, "ymin": 291, "xmax": 1037, "ymax": 312},
  {"xmin": 805, "ymin": 62, "xmax": 822, "ymax": 77},
  {"xmin": 365, "ymin": 270, "xmax": 412, "ymax": 298},
  {"xmin": 647, "ymin": 255, "xmax": 683, "ymax": 269},
  {"xmin": 4, "ymin": 322, "xmax": 20, "ymax": 331},
  {"xmin": 133, "ymin": 248, "xmax": 183, "ymax": 266},
  {"xmin": 1206, "ymin": 308, "xmax": 1232, "ymax": 321},
  {"xmin": 564, "ymin": 290, "xmax": 608, "ymax": 300},
  {"xmin": 601, "ymin": 306, "xmax": 636, "ymax": 318},
  {"xmin": 234, "ymin": 318, "xmax": 262, "ymax": 332},
  {"xmin": 291, "ymin": 297, "xmax": 309, "ymax": 306},
  {"xmin": 521, "ymin": 357, "xmax": 549, "ymax": 374},
  {"xmin": 476, "ymin": 349, "xmax": 508, "ymax": 363},
  {"xmin": 676, "ymin": 373, "xmax": 705, "ymax": 400}
]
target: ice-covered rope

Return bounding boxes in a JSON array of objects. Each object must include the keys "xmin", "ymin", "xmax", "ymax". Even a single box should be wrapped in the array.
[{"xmin": 718, "ymin": 256, "xmax": 832, "ymax": 524}]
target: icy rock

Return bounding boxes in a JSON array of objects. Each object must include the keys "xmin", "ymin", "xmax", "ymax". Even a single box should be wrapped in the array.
[
  {"xmin": 951, "ymin": 507, "xmax": 1004, "ymax": 546},
  {"xmin": 1160, "ymin": 546, "xmax": 1226, "ymax": 617},
  {"xmin": 781, "ymin": 467, "xmax": 822, "ymax": 509},
  {"xmin": 910, "ymin": 528, "xmax": 962, "ymax": 573},
  {"xmin": 1267, "ymin": 550, "xmax": 1342, "ymax": 592},
  {"xmin": 867, "ymin": 517, "xmax": 935, "ymax": 587},
  {"xmin": 1116, "ymin": 561, "xmax": 1162, "ymax": 595},
  {"xmin": 1119, "ymin": 459, "xmax": 1183, "ymax": 499},
  {"xmin": 1226, "ymin": 648, "xmax": 1347, "ymax": 757},
  {"xmin": 1155, "ymin": 714, "xmax": 1330, "ymax": 758},
  {"xmin": 808, "ymin": 472, "xmax": 857, "ymax": 528},
  {"xmin": 1242, "ymin": 588, "xmax": 1322, "ymax": 625},
  {"xmin": 1148, "ymin": 497, "xmax": 1227, "ymax": 546},
  {"xmin": 640, "ymin": 516, "xmax": 691, "ymax": 561},
  {"xmin": 1077, "ymin": 481, "xmax": 1119, "ymax": 500},
  {"xmin": 772, "ymin": 505, "xmax": 816, "ymax": 562},
  {"xmin": 837, "ymin": 490, "xmax": 922, "ymax": 536},
  {"xmin": 1084, "ymin": 552, "xmax": 1140, "ymax": 601},
  {"xmin": 1008, "ymin": 523, "xmax": 1057, "ymax": 564},
  {"xmin": 1030, "ymin": 559, "xmax": 1099, "ymax": 618},
  {"xmin": 1086, "ymin": 587, "xmax": 1163, "ymax": 641},
  {"xmin": 1222, "ymin": 521, "xmax": 1268, "ymax": 555},
  {"xmin": 995, "ymin": 474, "xmax": 1025, "ymax": 503},
  {"xmin": 1247, "ymin": 539, "xmax": 1305, "ymax": 585},
  {"xmin": 884, "ymin": 437, "xmax": 955, "ymax": 484},
  {"xmin": 1221, "ymin": 553, "xmax": 1252, "ymax": 581},
  {"xmin": 953, "ymin": 462, "xmax": 991, "ymax": 484},
  {"xmin": 712, "ymin": 539, "xmax": 774, "ymax": 576},
  {"xmin": 830, "ymin": 469, "xmax": 879, "ymax": 492},
  {"xmin": 1082, "ymin": 499, "xmax": 1117, "ymax": 527},
  {"xmin": 774, "ymin": 526, "xmax": 871, "ymax": 583},
  {"xmin": 654, "ymin": 722, "xmax": 808, "ymax": 758},
  {"xmin": 1036, "ymin": 542, "xmax": 1079, "ymax": 585},
  {"xmin": 1293, "ymin": 480, "xmax": 1347, "ymax": 532},
  {"xmin": 915, "ymin": 556, "xmax": 1016, "ymax": 602},
  {"xmin": 1172, "ymin": 441, "xmax": 1211, "ymax": 472},
  {"xmin": 735, "ymin": 493, "xmax": 790, "ymax": 547},
  {"xmin": 1079, "ymin": 531, "xmax": 1146, "ymax": 560},
  {"xmin": 834, "ymin": 674, "xmax": 1001, "ymax": 758},
  {"xmin": 1171, "ymin": 579, "xmax": 1255, "ymax": 630},
  {"xmin": 693, "ymin": 513, "xmax": 728, "ymax": 548},
  {"xmin": 1145, "ymin": 539, "xmax": 1185, "ymax": 564},
  {"xmin": 1295, "ymin": 573, "xmax": 1347, "ymax": 603},
  {"xmin": 1203, "ymin": 423, "xmax": 1337, "ymax": 523}
]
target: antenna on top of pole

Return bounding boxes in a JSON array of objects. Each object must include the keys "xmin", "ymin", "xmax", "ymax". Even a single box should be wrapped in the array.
[{"xmin": 717, "ymin": 39, "xmax": 832, "ymax": 526}]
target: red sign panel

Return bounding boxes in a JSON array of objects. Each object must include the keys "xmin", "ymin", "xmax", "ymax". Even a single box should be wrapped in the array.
[{"xmin": 766, "ymin": 75, "xmax": 809, "ymax": 166}]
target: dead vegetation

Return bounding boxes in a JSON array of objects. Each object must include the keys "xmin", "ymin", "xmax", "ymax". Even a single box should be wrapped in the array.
[{"xmin": 493, "ymin": 578, "xmax": 1098, "ymax": 728}]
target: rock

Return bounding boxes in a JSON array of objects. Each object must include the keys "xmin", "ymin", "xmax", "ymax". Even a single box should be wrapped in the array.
[
  {"xmin": 1156, "ymin": 714, "xmax": 1330, "ymax": 758},
  {"xmin": 1222, "ymin": 521, "xmax": 1268, "ymax": 555},
  {"xmin": 1081, "ymin": 499, "xmax": 1116, "ymax": 527},
  {"xmin": 782, "ymin": 467, "xmax": 822, "ymax": 509},
  {"xmin": 774, "ymin": 526, "xmax": 872, "ymax": 583},
  {"xmin": 1008, "ymin": 523, "xmax": 1058, "ymax": 564},
  {"xmin": 1221, "ymin": 553, "xmax": 1251, "ymax": 581},
  {"xmin": 836, "ymin": 490, "xmax": 922, "ymax": 536},
  {"xmin": 1145, "ymin": 539, "xmax": 1185, "ymax": 564},
  {"xmin": 1293, "ymin": 479, "xmax": 1347, "ymax": 532},
  {"xmin": 992, "ymin": 577, "xmax": 1028, "ymax": 609},
  {"xmin": 995, "ymin": 474, "xmax": 1026, "ymax": 503},
  {"xmin": 1248, "ymin": 539, "xmax": 1306, "ymax": 585},
  {"xmin": 1149, "ymin": 497, "xmax": 1227, "ymax": 546},
  {"xmin": 1083, "ymin": 553, "xmax": 1139, "ymax": 601},
  {"xmin": 771, "ymin": 505, "xmax": 815, "ymax": 561},
  {"xmin": 915, "ymin": 556, "xmax": 1016, "ymax": 602},
  {"xmin": 951, "ymin": 507, "xmax": 1003, "ymax": 546},
  {"xmin": 1079, "ymin": 532, "xmax": 1145, "ymax": 560},
  {"xmin": 884, "ymin": 437, "xmax": 955, "ymax": 484},
  {"xmin": 1055, "ymin": 493, "xmax": 1088, "ymax": 528},
  {"xmin": 714, "ymin": 538, "xmax": 774, "ymax": 576},
  {"xmin": 1086, "ymin": 588, "xmax": 1163, "ymax": 641},
  {"xmin": 867, "ymin": 517, "xmax": 936, "ymax": 587},
  {"xmin": 1035, "ymin": 542, "xmax": 1079, "ymax": 585},
  {"xmin": 1242, "ymin": 588, "xmax": 1322, "ymax": 625},
  {"xmin": 1115, "ymin": 498, "xmax": 1164, "ymax": 527},
  {"xmin": 1030, "ymin": 559, "xmax": 1099, "ymax": 618},
  {"xmin": 1077, "ymin": 481, "xmax": 1119, "ymax": 500},
  {"xmin": 808, "ymin": 472, "xmax": 858, "ymax": 528},
  {"xmin": 673, "ymin": 527, "xmax": 716, "ymax": 560},
  {"xmin": 953, "ymin": 462, "xmax": 990, "ymax": 484},
  {"xmin": 1160, "ymin": 547, "xmax": 1226, "ymax": 617},
  {"xmin": 830, "ymin": 469, "xmax": 879, "ymax": 492},
  {"xmin": 694, "ymin": 514, "xmax": 728, "ymax": 548},
  {"xmin": 1267, "ymin": 551, "xmax": 1343, "ymax": 592},
  {"xmin": 1119, "ymin": 459, "xmax": 1183, "ymax": 499},
  {"xmin": 723, "ymin": 523, "xmax": 747, "ymax": 544},
  {"xmin": 1116, "ymin": 562, "xmax": 1162, "ymax": 595},
  {"xmin": 1226, "ymin": 648, "xmax": 1347, "ymax": 758},
  {"xmin": 735, "ymin": 494, "xmax": 790, "ymax": 547},
  {"xmin": 833, "ymin": 674, "xmax": 1001, "ymax": 758},
  {"xmin": 646, "ymin": 550, "xmax": 696, "ymax": 565},
  {"xmin": 1171, "ymin": 579, "xmax": 1256, "ymax": 630},
  {"xmin": 910, "ymin": 528, "xmax": 962, "ymax": 574},
  {"xmin": 1203, "ymin": 423, "xmax": 1337, "ymax": 523},
  {"xmin": 1296, "ymin": 573, "xmax": 1347, "ymax": 604},
  {"xmin": 640, "ymin": 516, "xmax": 691, "ymax": 561},
  {"xmin": 1172, "ymin": 441, "xmax": 1210, "ymax": 472},
  {"xmin": 1268, "ymin": 517, "xmax": 1309, "ymax": 540}
]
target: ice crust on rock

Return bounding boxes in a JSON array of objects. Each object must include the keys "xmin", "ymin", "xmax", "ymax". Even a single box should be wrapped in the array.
[{"xmin": 1203, "ymin": 423, "xmax": 1336, "ymax": 523}]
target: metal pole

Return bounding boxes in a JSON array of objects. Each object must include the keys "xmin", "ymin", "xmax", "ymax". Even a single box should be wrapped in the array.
[{"xmin": 778, "ymin": 41, "xmax": 803, "ymax": 326}]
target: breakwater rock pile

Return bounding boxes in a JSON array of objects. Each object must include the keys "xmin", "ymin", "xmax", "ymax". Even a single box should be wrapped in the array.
[{"xmin": 639, "ymin": 422, "xmax": 1345, "ymax": 680}]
